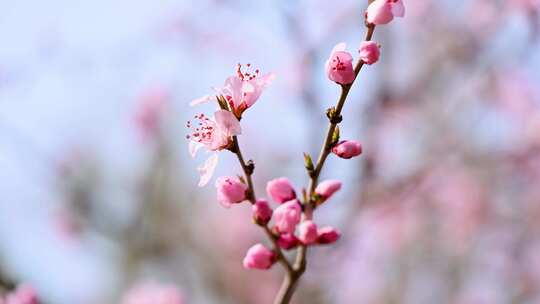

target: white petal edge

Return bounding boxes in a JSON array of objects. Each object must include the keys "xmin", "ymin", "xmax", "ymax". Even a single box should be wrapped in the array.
[
  {"xmin": 189, "ymin": 141, "xmax": 203, "ymax": 158},
  {"xmin": 214, "ymin": 110, "xmax": 242, "ymax": 136},
  {"xmin": 331, "ymin": 42, "xmax": 347, "ymax": 54},
  {"xmin": 197, "ymin": 153, "xmax": 219, "ymax": 187},
  {"xmin": 190, "ymin": 94, "xmax": 214, "ymax": 106}
]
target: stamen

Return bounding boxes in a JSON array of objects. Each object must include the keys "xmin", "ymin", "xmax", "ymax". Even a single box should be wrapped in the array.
[{"xmin": 186, "ymin": 113, "xmax": 216, "ymax": 144}]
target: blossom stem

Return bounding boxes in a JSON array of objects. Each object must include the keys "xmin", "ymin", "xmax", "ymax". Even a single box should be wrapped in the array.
[
  {"xmin": 273, "ymin": 23, "xmax": 376, "ymax": 304},
  {"xmin": 231, "ymin": 136, "xmax": 256, "ymax": 202},
  {"xmin": 230, "ymin": 136, "xmax": 295, "ymax": 274}
]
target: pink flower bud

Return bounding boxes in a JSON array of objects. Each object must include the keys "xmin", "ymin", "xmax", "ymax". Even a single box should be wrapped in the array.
[
  {"xmin": 298, "ymin": 221, "xmax": 318, "ymax": 245},
  {"xmin": 266, "ymin": 177, "xmax": 296, "ymax": 204},
  {"xmin": 366, "ymin": 0, "xmax": 405, "ymax": 25},
  {"xmin": 332, "ymin": 140, "xmax": 362, "ymax": 159},
  {"xmin": 277, "ymin": 233, "xmax": 300, "ymax": 250},
  {"xmin": 252, "ymin": 199, "xmax": 273, "ymax": 225},
  {"xmin": 215, "ymin": 176, "xmax": 248, "ymax": 208},
  {"xmin": 316, "ymin": 227, "xmax": 341, "ymax": 244},
  {"xmin": 358, "ymin": 41, "xmax": 380, "ymax": 65},
  {"xmin": 315, "ymin": 180, "xmax": 342, "ymax": 202},
  {"xmin": 325, "ymin": 43, "xmax": 355, "ymax": 85},
  {"xmin": 242, "ymin": 244, "xmax": 276, "ymax": 270},
  {"xmin": 273, "ymin": 200, "xmax": 302, "ymax": 234}
]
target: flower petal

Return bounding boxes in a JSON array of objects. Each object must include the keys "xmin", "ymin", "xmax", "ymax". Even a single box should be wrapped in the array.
[
  {"xmin": 242, "ymin": 81, "xmax": 256, "ymax": 95},
  {"xmin": 224, "ymin": 76, "xmax": 244, "ymax": 108},
  {"xmin": 211, "ymin": 86, "xmax": 226, "ymax": 96},
  {"xmin": 197, "ymin": 153, "xmax": 219, "ymax": 187},
  {"xmin": 257, "ymin": 72, "xmax": 276, "ymax": 89},
  {"xmin": 189, "ymin": 141, "xmax": 203, "ymax": 158},
  {"xmin": 331, "ymin": 42, "xmax": 347, "ymax": 54},
  {"xmin": 214, "ymin": 109, "xmax": 242, "ymax": 136},
  {"xmin": 190, "ymin": 94, "xmax": 214, "ymax": 106},
  {"xmin": 334, "ymin": 50, "xmax": 353, "ymax": 63}
]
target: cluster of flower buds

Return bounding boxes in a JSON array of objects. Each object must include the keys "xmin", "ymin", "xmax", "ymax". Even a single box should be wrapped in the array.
[
  {"xmin": 325, "ymin": 40, "xmax": 381, "ymax": 85},
  {"xmin": 325, "ymin": 0, "xmax": 404, "ymax": 86},
  {"xmin": 242, "ymin": 178, "xmax": 342, "ymax": 270},
  {"xmin": 188, "ymin": 0, "xmax": 406, "ymax": 287}
]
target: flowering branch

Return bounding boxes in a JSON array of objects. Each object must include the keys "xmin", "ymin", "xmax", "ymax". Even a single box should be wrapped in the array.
[
  {"xmin": 273, "ymin": 20, "xmax": 378, "ymax": 304},
  {"xmin": 187, "ymin": 1, "xmax": 404, "ymax": 303}
]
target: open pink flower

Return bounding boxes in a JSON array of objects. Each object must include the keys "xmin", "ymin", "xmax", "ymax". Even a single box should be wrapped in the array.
[
  {"xmin": 187, "ymin": 110, "xmax": 241, "ymax": 186},
  {"xmin": 325, "ymin": 43, "xmax": 355, "ymax": 85},
  {"xmin": 221, "ymin": 64, "xmax": 275, "ymax": 117},
  {"xmin": 216, "ymin": 176, "xmax": 248, "ymax": 208},
  {"xmin": 242, "ymin": 244, "xmax": 276, "ymax": 270},
  {"xmin": 273, "ymin": 200, "xmax": 302, "ymax": 234},
  {"xmin": 191, "ymin": 64, "xmax": 275, "ymax": 118},
  {"xmin": 366, "ymin": 0, "xmax": 405, "ymax": 25}
]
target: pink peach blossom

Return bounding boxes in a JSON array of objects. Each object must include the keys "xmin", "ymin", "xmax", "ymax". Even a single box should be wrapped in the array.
[
  {"xmin": 332, "ymin": 140, "xmax": 363, "ymax": 159},
  {"xmin": 242, "ymin": 244, "xmax": 276, "ymax": 270},
  {"xmin": 252, "ymin": 199, "xmax": 273, "ymax": 225},
  {"xmin": 221, "ymin": 64, "xmax": 276, "ymax": 117},
  {"xmin": 315, "ymin": 180, "xmax": 342, "ymax": 202},
  {"xmin": 317, "ymin": 227, "xmax": 341, "ymax": 244},
  {"xmin": 298, "ymin": 220, "xmax": 318, "ymax": 245},
  {"xmin": 325, "ymin": 43, "xmax": 355, "ymax": 85},
  {"xmin": 190, "ymin": 64, "xmax": 275, "ymax": 118},
  {"xmin": 273, "ymin": 200, "xmax": 302, "ymax": 234},
  {"xmin": 277, "ymin": 233, "xmax": 300, "ymax": 250},
  {"xmin": 187, "ymin": 110, "xmax": 241, "ymax": 186},
  {"xmin": 358, "ymin": 41, "xmax": 380, "ymax": 65},
  {"xmin": 266, "ymin": 177, "xmax": 296, "ymax": 204},
  {"xmin": 366, "ymin": 0, "xmax": 405, "ymax": 25},
  {"xmin": 122, "ymin": 282, "xmax": 184, "ymax": 304},
  {"xmin": 187, "ymin": 110, "xmax": 241, "ymax": 153},
  {"xmin": 215, "ymin": 176, "xmax": 248, "ymax": 208}
]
